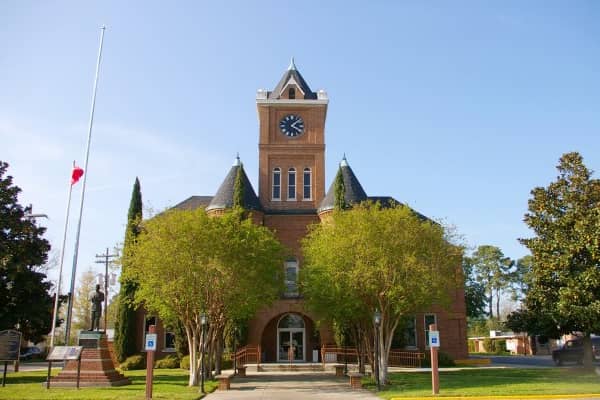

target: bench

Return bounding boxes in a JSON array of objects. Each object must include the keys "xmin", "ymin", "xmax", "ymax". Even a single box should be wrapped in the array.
[
  {"xmin": 236, "ymin": 365, "xmax": 247, "ymax": 377},
  {"xmin": 215, "ymin": 373, "xmax": 234, "ymax": 390},
  {"xmin": 333, "ymin": 364, "xmax": 345, "ymax": 377},
  {"xmin": 348, "ymin": 372, "xmax": 364, "ymax": 389}
]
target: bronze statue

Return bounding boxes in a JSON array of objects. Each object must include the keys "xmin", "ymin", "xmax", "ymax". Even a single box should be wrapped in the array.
[{"xmin": 89, "ymin": 284, "xmax": 105, "ymax": 331}]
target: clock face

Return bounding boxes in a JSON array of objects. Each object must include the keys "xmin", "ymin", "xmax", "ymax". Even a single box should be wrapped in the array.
[{"xmin": 279, "ymin": 114, "xmax": 305, "ymax": 137}]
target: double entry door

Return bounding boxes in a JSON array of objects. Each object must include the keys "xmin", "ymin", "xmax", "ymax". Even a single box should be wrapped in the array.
[{"xmin": 277, "ymin": 329, "xmax": 304, "ymax": 362}]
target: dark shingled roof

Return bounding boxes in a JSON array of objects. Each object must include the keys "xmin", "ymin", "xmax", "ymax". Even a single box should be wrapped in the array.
[
  {"xmin": 318, "ymin": 157, "xmax": 368, "ymax": 213},
  {"xmin": 173, "ymin": 196, "xmax": 213, "ymax": 211},
  {"xmin": 206, "ymin": 159, "xmax": 262, "ymax": 212},
  {"xmin": 268, "ymin": 59, "xmax": 317, "ymax": 100}
]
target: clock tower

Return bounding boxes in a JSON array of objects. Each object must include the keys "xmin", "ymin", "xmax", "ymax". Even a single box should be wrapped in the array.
[{"xmin": 256, "ymin": 58, "xmax": 328, "ymax": 212}]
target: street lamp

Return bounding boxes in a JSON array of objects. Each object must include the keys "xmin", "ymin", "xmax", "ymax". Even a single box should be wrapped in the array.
[
  {"xmin": 233, "ymin": 325, "xmax": 238, "ymax": 375},
  {"xmin": 373, "ymin": 309, "xmax": 381, "ymax": 391},
  {"xmin": 200, "ymin": 313, "xmax": 207, "ymax": 394}
]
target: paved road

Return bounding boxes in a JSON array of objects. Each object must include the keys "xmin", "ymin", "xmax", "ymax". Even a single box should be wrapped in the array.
[
  {"xmin": 482, "ymin": 354, "xmax": 600, "ymax": 368},
  {"xmin": 485, "ymin": 355, "xmax": 556, "ymax": 367},
  {"xmin": 205, "ymin": 371, "xmax": 378, "ymax": 400},
  {"xmin": 4, "ymin": 361, "xmax": 54, "ymax": 372}
]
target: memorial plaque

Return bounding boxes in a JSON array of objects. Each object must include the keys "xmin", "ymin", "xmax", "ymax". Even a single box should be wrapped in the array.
[
  {"xmin": 0, "ymin": 330, "xmax": 21, "ymax": 361},
  {"xmin": 78, "ymin": 331, "xmax": 103, "ymax": 349},
  {"xmin": 47, "ymin": 346, "xmax": 83, "ymax": 361}
]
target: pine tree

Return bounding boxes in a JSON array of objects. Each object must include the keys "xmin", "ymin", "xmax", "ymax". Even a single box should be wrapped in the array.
[{"xmin": 114, "ymin": 177, "xmax": 142, "ymax": 362}]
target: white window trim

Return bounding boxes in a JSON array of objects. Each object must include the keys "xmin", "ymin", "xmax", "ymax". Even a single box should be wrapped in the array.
[
  {"xmin": 287, "ymin": 168, "xmax": 296, "ymax": 201},
  {"xmin": 302, "ymin": 168, "xmax": 312, "ymax": 201},
  {"xmin": 163, "ymin": 330, "xmax": 176, "ymax": 353},
  {"xmin": 272, "ymin": 167, "xmax": 281, "ymax": 201}
]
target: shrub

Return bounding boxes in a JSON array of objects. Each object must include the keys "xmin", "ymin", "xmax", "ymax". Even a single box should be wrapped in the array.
[
  {"xmin": 483, "ymin": 338, "xmax": 496, "ymax": 353},
  {"xmin": 467, "ymin": 340, "xmax": 476, "ymax": 353},
  {"xmin": 422, "ymin": 351, "xmax": 455, "ymax": 367},
  {"xmin": 180, "ymin": 355, "xmax": 190, "ymax": 370},
  {"xmin": 494, "ymin": 339, "xmax": 507, "ymax": 355},
  {"xmin": 155, "ymin": 354, "xmax": 180, "ymax": 369},
  {"xmin": 221, "ymin": 358, "xmax": 233, "ymax": 370},
  {"xmin": 120, "ymin": 354, "xmax": 146, "ymax": 371}
]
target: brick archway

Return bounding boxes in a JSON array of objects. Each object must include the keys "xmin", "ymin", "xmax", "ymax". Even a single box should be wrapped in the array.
[{"xmin": 260, "ymin": 312, "xmax": 318, "ymax": 362}]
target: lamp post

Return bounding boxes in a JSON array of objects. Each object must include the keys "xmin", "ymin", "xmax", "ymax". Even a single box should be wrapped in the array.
[
  {"xmin": 232, "ymin": 326, "xmax": 237, "ymax": 375},
  {"xmin": 373, "ymin": 310, "xmax": 381, "ymax": 391},
  {"xmin": 200, "ymin": 313, "xmax": 207, "ymax": 394}
]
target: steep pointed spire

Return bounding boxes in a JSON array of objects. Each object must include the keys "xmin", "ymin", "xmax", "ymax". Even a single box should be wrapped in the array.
[
  {"xmin": 207, "ymin": 156, "xmax": 262, "ymax": 212},
  {"xmin": 318, "ymin": 155, "xmax": 368, "ymax": 213}
]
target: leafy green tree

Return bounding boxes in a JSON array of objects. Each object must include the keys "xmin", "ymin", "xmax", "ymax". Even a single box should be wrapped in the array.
[
  {"xmin": 470, "ymin": 245, "xmax": 514, "ymax": 319},
  {"xmin": 302, "ymin": 203, "xmax": 461, "ymax": 385},
  {"xmin": 71, "ymin": 269, "xmax": 95, "ymax": 334},
  {"xmin": 520, "ymin": 152, "xmax": 600, "ymax": 369},
  {"xmin": 463, "ymin": 256, "xmax": 487, "ymax": 319},
  {"xmin": 124, "ymin": 208, "xmax": 283, "ymax": 386},
  {"xmin": 510, "ymin": 255, "xmax": 533, "ymax": 302},
  {"xmin": 114, "ymin": 177, "xmax": 142, "ymax": 362},
  {"xmin": 0, "ymin": 161, "xmax": 53, "ymax": 344}
]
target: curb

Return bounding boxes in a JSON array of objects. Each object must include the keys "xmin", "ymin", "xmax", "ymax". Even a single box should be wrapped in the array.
[{"xmin": 391, "ymin": 395, "xmax": 600, "ymax": 400}]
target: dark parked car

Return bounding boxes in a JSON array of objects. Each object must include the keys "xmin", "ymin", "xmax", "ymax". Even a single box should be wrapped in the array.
[
  {"xmin": 552, "ymin": 337, "xmax": 600, "ymax": 366},
  {"xmin": 19, "ymin": 347, "xmax": 41, "ymax": 360}
]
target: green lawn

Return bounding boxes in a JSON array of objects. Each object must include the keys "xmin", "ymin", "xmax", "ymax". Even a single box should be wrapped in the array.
[
  {"xmin": 0, "ymin": 368, "xmax": 218, "ymax": 400},
  {"xmin": 363, "ymin": 368, "xmax": 600, "ymax": 399}
]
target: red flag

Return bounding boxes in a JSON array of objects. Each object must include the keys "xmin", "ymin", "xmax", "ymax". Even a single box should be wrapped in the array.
[{"xmin": 71, "ymin": 166, "xmax": 84, "ymax": 185}]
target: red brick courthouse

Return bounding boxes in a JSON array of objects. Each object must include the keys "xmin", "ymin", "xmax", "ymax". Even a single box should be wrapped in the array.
[{"xmin": 136, "ymin": 61, "xmax": 468, "ymax": 363}]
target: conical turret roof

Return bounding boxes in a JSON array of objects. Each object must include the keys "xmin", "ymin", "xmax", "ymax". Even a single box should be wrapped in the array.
[
  {"xmin": 318, "ymin": 155, "xmax": 368, "ymax": 213},
  {"xmin": 206, "ymin": 155, "xmax": 262, "ymax": 212}
]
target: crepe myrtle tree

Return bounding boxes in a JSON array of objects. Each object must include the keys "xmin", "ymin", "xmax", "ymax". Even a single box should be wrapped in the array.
[
  {"xmin": 302, "ymin": 202, "xmax": 462, "ymax": 385},
  {"xmin": 123, "ymin": 208, "xmax": 283, "ymax": 386}
]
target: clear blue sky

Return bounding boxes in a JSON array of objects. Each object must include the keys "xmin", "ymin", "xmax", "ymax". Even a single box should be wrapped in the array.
[{"xmin": 2, "ymin": 1, "xmax": 599, "ymax": 291}]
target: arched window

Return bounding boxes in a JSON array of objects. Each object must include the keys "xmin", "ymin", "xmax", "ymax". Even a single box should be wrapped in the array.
[
  {"xmin": 278, "ymin": 313, "xmax": 305, "ymax": 329},
  {"xmin": 288, "ymin": 87, "xmax": 296, "ymax": 99},
  {"xmin": 284, "ymin": 258, "xmax": 299, "ymax": 296},
  {"xmin": 303, "ymin": 168, "xmax": 311, "ymax": 200},
  {"xmin": 288, "ymin": 168, "xmax": 296, "ymax": 200},
  {"xmin": 272, "ymin": 167, "xmax": 281, "ymax": 200}
]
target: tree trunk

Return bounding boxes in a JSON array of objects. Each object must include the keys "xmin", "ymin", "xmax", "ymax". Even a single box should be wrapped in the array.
[
  {"xmin": 186, "ymin": 325, "xmax": 200, "ymax": 386},
  {"xmin": 488, "ymin": 293, "xmax": 493, "ymax": 318},
  {"xmin": 583, "ymin": 334, "xmax": 594, "ymax": 370},
  {"xmin": 495, "ymin": 288, "xmax": 501, "ymax": 319}
]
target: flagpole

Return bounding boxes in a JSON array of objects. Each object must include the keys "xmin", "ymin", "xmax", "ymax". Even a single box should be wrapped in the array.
[
  {"xmin": 64, "ymin": 26, "xmax": 106, "ymax": 344},
  {"xmin": 49, "ymin": 164, "xmax": 76, "ymax": 348}
]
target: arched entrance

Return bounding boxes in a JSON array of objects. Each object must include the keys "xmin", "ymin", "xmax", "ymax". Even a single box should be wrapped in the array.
[{"xmin": 277, "ymin": 313, "xmax": 305, "ymax": 362}]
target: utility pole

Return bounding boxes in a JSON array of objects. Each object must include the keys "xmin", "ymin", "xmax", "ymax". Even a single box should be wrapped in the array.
[{"xmin": 95, "ymin": 248, "xmax": 117, "ymax": 332}]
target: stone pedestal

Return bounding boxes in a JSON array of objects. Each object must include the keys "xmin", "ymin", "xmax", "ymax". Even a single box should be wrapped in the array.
[{"xmin": 50, "ymin": 331, "xmax": 130, "ymax": 387}]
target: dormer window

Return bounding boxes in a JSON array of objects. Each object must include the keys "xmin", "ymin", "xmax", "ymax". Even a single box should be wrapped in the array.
[
  {"xmin": 288, "ymin": 168, "xmax": 296, "ymax": 200},
  {"xmin": 288, "ymin": 88, "xmax": 296, "ymax": 99}
]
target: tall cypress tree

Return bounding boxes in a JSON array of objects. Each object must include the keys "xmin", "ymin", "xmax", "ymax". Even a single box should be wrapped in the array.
[
  {"xmin": 333, "ymin": 168, "xmax": 346, "ymax": 211},
  {"xmin": 233, "ymin": 164, "xmax": 245, "ymax": 209},
  {"xmin": 114, "ymin": 177, "xmax": 142, "ymax": 362}
]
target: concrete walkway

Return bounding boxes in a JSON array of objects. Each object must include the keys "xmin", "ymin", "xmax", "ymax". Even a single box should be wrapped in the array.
[{"xmin": 204, "ymin": 371, "xmax": 379, "ymax": 399}]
